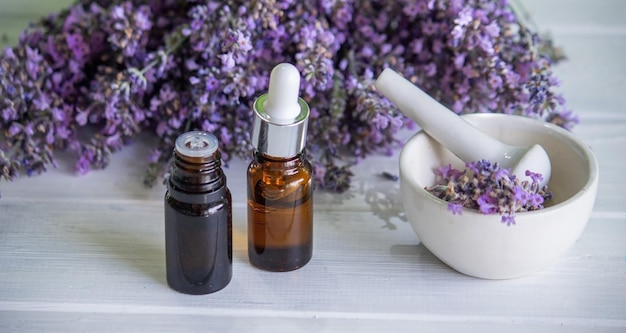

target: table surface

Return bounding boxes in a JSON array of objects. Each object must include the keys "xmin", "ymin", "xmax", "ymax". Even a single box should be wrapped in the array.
[{"xmin": 1, "ymin": 1, "xmax": 625, "ymax": 332}]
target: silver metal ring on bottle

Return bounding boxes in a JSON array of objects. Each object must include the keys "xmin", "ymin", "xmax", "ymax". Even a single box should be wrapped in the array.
[{"xmin": 251, "ymin": 94, "xmax": 310, "ymax": 158}]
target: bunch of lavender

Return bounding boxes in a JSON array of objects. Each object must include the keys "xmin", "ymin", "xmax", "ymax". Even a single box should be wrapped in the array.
[
  {"xmin": 425, "ymin": 160, "xmax": 552, "ymax": 225},
  {"xmin": 1, "ymin": 0, "xmax": 575, "ymax": 194}
]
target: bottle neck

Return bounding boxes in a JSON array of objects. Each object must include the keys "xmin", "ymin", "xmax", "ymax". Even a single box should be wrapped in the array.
[
  {"xmin": 254, "ymin": 151, "xmax": 306, "ymax": 170},
  {"xmin": 169, "ymin": 150, "xmax": 226, "ymax": 196}
]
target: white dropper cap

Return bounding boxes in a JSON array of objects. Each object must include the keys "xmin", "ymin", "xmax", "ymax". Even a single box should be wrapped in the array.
[
  {"xmin": 251, "ymin": 63, "xmax": 310, "ymax": 158},
  {"xmin": 263, "ymin": 63, "xmax": 302, "ymax": 125}
]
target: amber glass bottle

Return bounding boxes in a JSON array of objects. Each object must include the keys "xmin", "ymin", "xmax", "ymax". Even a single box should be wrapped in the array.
[
  {"xmin": 165, "ymin": 131, "xmax": 232, "ymax": 294},
  {"xmin": 247, "ymin": 63, "xmax": 313, "ymax": 271},
  {"xmin": 247, "ymin": 152, "xmax": 313, "ymax": 271}
]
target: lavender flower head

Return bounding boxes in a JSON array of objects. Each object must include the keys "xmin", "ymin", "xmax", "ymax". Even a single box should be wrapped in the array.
[
  {"xmin": 425, "ymin": 160, "xmax": 553, "ymax": 225},
  {"xmin": 1, "ymin": 0, "xmax": 574, "ymax": 194}
]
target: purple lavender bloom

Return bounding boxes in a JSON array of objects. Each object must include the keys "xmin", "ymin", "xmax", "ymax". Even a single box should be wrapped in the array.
[
  {"xmin": 447, "ymin": 202, "xmax": 463, "ymax": 215},
  {"xmin": 23, "ymin": 123, "xmax": 34, "ymax": 136},
  {"xmin": 0, "ymin": 0, "xmax": 574, "ymax": 193},
  {"xmin": 492, "ymin": 166, "xmax": 510, "ymax": 181},
  {"xmin": 55, "ymin": 125, "xmax": 71, "ymax": 139},
  {"xmin": 75, "ymin": 155, "xmax": 90, "ymax": 175},
  {"xmin": 2, "ymin": 46, "xmax": 16, "ymax": 60},
  {"xmin": 25, "ymin": 46, "xmax": 43, "ymax": 79},
  {"xmin": 501, "ymin": 214, "xmax": 516, "ymax": 226},
  {"xmin": 485, "ymin": 21, "xmax": 500, "ymax": 37},
  {"xmin": 134, "ymin": 7, "xmax": 152, "ymax": 31},
  {"xmin": 525, "ymin": 170, "xmax": 543, "ymax": 183},
  {"xmin": 371, "ymin": 113, "xmax": 390, "ymax": 130},
  {"xmin": 529, "ymin": 193, "xmax": 545, "ymax": 207},
  {"xmin": 219, "ymin": 53, "xmax": 235, "ymax": 69},
  {"xmin": 403, "ymin": 3, "xmax": 421, "ymax": 19},
  {"xmin": 235, "ymin": 31, "xmax": 253, "ymax": 52},
  {"xmin": 75, "ymin": 110, "xmax": 89, "ymax": 126},
  {"xmin": 547, "ymin": 109, "xmax": 579, "ymax": 130},
  {"xmin": 465, "ymin": 161, "xmax": 479, "ymax": 174},
  {"xmin": 148, "ymin": 149, "xmax": 161, "ymax": 164},
  {"xmin": 51, "ymin": 107, "xmax": 65, "ymax": 122},
  {"xmin": 189, "ymin": 76, "xmax": 200, "ymax": 85},
  {"xmin": 478, "ymin": 37, "xmax": 494, "ymax": 54},
  {"xmin": 455, "ymin": 7, "xmax": 473, "ymax": 26},
  {"xmin": 477, "ymin": 191, "xmax": 499, "ymax": 214},
  {"xmin": 453, "ymin": 53, "xmax": 466, "ymax": 68},
  {"xmin": 488, "ymin": 73, "xmax": 503, "ymax": 90},
  {"xmin": 45, "ymin": 128, "xmax": 55, "ymax": 144},
  {"xmin": 2, "ymin": 108, "xmax": 16, "ymax": 122},
  {"xmin": 436, "ymin": 163, "xmax": 465, "ymax": 180},
  {"xmin": 8, "ymin": 123, "xmax": 21, "ymax": 136},
  {"xmin": 422, "ymin": 19, "xmax": 437, "ymax": 35},
  {"xmin": 513, "ymin": 185, "xmax": 530, "ymax": 204},
  {"xmin": 426, "ymin": 160, "xmax": 552, "ymax": 225}
]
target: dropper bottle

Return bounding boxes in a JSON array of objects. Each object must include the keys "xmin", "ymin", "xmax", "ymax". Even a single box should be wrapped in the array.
[
  {"xmin": 165, "ymin": 131, "xmax": 232, "ymax": 294},
  {"xmin": 247, "ymin": 63, "xmax": 313, "ymax": 271}
]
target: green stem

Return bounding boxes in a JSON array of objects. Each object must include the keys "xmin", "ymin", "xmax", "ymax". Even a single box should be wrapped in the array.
[{"xmin": 139, "ymin": 31, "xmax": 187, "ymax": 76}]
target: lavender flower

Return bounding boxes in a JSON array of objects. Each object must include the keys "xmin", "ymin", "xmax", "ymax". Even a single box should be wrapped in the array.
[
  {"xmin": 425, "ymin": 160, "xmax": 552, "ymax": 225},
  {"xmin": 447, "ymin": 203, "xmax": 463, "ymax": 215},
  {"xmin": 1, "ymin": 0, "xmax": 573, "ymax": 194}
]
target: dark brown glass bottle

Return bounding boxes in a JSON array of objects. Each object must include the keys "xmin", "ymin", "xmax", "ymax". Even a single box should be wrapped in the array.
[
  {"xmin": 247, "ymin": 152, "xmax": 313, "ymax": 271},
  {"xmin": 247, "ymin": 63, "xmax": 313, "ymax": 271},
  {"xmin": 165, "ymin": 131, "xmax": 232, "ymax": 294}
]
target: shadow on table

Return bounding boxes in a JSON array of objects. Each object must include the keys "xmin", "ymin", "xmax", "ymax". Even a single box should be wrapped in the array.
[
  {"xmin": 363, "ymin": 181, "xmax": 407, "ymax": 230},
  {"xmin": 315, "ymin": 173, "xmax": 408, "ymax": 230}
]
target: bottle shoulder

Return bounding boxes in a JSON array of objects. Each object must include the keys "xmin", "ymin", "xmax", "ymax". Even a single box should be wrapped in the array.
[
  {"xmin": 248, "ymin": 156, "xmax": 312, "ymax": 182},
  {"xmin": 248, "ymin": 153, "xmax": 311, "ymax": 170},
  {"xmin": 166, "ymin": 189, "xmax": 232, "ymax": 217}
]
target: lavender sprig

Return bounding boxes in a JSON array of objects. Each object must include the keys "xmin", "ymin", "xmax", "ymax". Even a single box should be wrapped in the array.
[
  {"xmin": 425, "ymin": 160, "xmax": 553, "ymax": 225},
  {"xmin": 1, "ymin": 0, "xmax": 574, "ymax": 193}
]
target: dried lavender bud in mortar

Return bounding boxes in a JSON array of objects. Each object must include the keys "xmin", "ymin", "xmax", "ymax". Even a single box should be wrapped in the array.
[{"xmin": 425, "ymin": 160, "xmax": 552, "ymax": 226}]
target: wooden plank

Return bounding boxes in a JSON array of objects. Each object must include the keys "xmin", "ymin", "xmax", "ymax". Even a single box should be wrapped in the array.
[
  {"xmin": 0, "ymin": 202, "xmax": 624, "ymax": 323},
  {"xmin": 2, "ymin": 311, "xmax": 624, "ymax": 333}
]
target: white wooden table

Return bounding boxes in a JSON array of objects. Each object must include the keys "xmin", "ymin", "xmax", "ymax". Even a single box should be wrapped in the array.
[{"xmin": 1, "ymin": 1, "xmax": 625, "ymax": 332}]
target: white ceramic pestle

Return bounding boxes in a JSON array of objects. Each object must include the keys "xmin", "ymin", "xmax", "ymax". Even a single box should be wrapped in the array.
[{"xmin": 375, "ymin": 68, "xmax": 551, "ymax": 187}]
